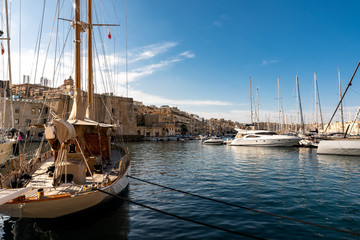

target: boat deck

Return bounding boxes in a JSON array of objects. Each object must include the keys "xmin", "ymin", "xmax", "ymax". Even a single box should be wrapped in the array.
[{"xmin": 24, "ymin": 156, "xmax": 120, "ymax": 198}]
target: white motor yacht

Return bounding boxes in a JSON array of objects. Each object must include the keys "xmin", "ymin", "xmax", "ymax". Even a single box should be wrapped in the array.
[{"xmin": 230, "ymin": 130, "xmax": 301, "ymax": 147}]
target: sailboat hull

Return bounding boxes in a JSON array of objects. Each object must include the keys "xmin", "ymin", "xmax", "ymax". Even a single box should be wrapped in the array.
[
  {"xmin": 317, "ymin": 140, "xmax": 360, "ymax": 156},
  {"xmin": 0, "ymin": 140, "xmax": 14, "ymax": 165},
  {"xmin": 0, "ymin": 168, "xmax": 129, "ymax": 218}
]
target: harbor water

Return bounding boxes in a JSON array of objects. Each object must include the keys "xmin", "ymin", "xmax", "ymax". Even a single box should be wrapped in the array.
[{"xmin": 1, "ymin": 141, "xmax": 360, "ymax": 239}]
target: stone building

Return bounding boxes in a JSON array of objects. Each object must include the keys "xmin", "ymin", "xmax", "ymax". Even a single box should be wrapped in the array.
[
  {"xmin": 1, "ymin": 79, "xmax": 138, "ymax": 140},
  {"xmin": 0, "ymin": 98, "xmax": 49, "ymax": 140},
  {"xmin": 133, "ymin": 102, "xmax": 237, "ymax": 137},
  {"xmin": 3, "ymin": 80, "xmax": 240, "ymax": 140}
]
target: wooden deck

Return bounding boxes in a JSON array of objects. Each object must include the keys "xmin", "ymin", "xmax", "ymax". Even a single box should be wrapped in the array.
[{"xmin": 24, "ymin": 156, "xmax": 120, "ymax": 198}]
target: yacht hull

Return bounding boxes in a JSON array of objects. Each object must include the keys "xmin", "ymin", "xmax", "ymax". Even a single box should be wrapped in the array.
[{"xmin": 231, "ymin": 138, "xmax": 300, "ymax": 147}]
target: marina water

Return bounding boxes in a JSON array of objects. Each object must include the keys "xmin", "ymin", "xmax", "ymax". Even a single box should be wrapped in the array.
[{"xmin": 1, "ymin": 141, "xmax": 360, "ymax": 239}]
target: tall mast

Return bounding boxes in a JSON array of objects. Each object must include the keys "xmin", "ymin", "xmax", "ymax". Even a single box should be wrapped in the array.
[
  {"xmin": 86, "ymin": 0, "xmax": 94, "ymax": 119},
  {"xmin": 316, "ymin": 79, "xmax": 325, "ymax": 131},
  {"xmin": 338, "ymin": 68, "xmax": 344, "ymax": 132},
  {"xmin": 314, "ymin": 72, "xmax": 318, "ymax": 130},
  {"xmin": 249, "ymin": 76, "xmax": 253, "ymax": 124},
  {"xmin": 69, "ymin": 0, "xmax": 85, "ymax": 121},
  {"xmin": 296, "ymin": 74, "xmax": 305, "ymax": 133},
  {"xmin": 278, "ymin": 76, "xmax": 281, "ymax": 132},
  {"xmin": 74, "ymin": 0, "xmax": 81, "ymax": 91},
  {"xmin": 256, "ymin": 87, "xmax": 259, "ymax": 129},
  {"xmin": 4, "ymin": 0, "xmax": 14, "ymax": 128},
  {"xmin": 4, "ymin": 0, "xmax": 12, "ymax": 90}
]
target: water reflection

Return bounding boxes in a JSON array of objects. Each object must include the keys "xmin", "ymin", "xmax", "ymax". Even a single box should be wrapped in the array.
[
  {"xmin": 228, "ymin": 145, "xmax": 300, "ymax": 157},
  {"xmin": 317, "ymin": 154, "xmax": 360, "ymax": 166},
  {"xmin": 1, "ymin": 188, "xmax": 130, "ymax": 240}
]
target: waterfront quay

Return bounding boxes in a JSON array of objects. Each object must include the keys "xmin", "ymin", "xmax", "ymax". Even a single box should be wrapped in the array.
[{"xmin": 1, "ymin": 80, "xmax": 357, "ymax": 142}]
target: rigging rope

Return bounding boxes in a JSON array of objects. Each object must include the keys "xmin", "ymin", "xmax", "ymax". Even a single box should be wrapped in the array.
[
  {"xmin": 31, "ymin": 0, "xmax": 47, "ymax": 84},
  {"xmin": 95, "ymin": 188, "xmax": 265, "ymax": 240},
  {"xmin": 128, "ymin": 175, "xmax": 360, "ymax": 237},
  {"xmin": 40, "ymin": 0, "xmax": 60, "ymax": 81}
]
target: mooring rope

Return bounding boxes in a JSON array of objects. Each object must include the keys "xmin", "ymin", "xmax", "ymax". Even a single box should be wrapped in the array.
[
  {"xmin": 95, "ymin": 188, "xmax": 265, "ymax": 240},
  {"xmin": 128, "ymin": 175, "xmax": 360, "ymax": 237}
]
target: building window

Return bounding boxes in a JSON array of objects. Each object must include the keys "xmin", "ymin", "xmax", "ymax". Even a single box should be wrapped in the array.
[
  {"xmin": 15, "ymin": 119, "xmax": 19, "ymax": 125},
  {"xmin": 31, "ymin": 108, "xmax": 36, "ymax": 114},
  {"xmin": 15, "ymin": 107, "xmax": 20, "ymax": 114},
  {"xmin": 38, "ymin": 108, "xmax": 42, "ymax": 114},
  {"xmin": 43, "ymin": 118, "xmax": 47, "ymax": 124}
]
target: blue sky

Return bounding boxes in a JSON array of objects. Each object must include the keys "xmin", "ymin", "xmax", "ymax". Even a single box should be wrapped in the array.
[{"xmin": 2, "ymin": 0, "xmax": 360, "ymax": 124}]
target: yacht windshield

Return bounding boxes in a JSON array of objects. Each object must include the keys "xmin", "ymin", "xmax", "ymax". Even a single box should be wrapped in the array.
[{"xmin": 255, "ymin": 132, "xmax": 277, "ymax": 135}]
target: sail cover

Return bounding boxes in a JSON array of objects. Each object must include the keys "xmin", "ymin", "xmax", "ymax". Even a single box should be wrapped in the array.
[{"xmin": 52, "ymin": 119, "xmax": 77, "ymax": 143}]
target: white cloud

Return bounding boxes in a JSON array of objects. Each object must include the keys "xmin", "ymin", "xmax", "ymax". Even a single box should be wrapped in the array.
[
  {"xmin": 128, "ymin": 88, "xmax": 232, "ymax": 107},
  {"xmin": 262, "ymin": 59, "xmax": 279, "ymax": 66},
  {"xmin": 129, "ymin": 42, "xmax": 178, "ymax": 63},
  {"xmin": 180, "ymin": 51, "xmax": 195, "ymax": 58}
]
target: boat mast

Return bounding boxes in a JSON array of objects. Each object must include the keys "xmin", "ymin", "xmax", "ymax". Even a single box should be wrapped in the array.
[
  {"xmin": 86, "ymin": 0, "xmax": 94, "ymax": 120},
  {"xmin": 249, "ymin": 76, "xmax": 253, "ymax": 125},
  {"xmin": 296, "ymin": 74, "xmax": 305, "ymax": 134},
  {"xmin": 3, "ymin": 0, "xmax": 14, "ymax": 128},
  {"xmin": 278, "ymin": 76, "xmax": 281, "ymax": 133},
  {"xmin": 75, "ymin": 0, "xmax": 81, "ymax": 91},
  {"xmin": 69, "ymin": 0, "xmax": 85, "ymax": 121},
  {"xmin": 338, "ymin": 68, "xmax": 344, "ymax": 132},
  {"xmin": 256, "ymin": 87, "xmax": 259, "ymax": 129},
  {"xmin": 316, "ymin": 79, "xmax": 325, "ymax": 131},
  {"xmin": 314, "ymin": 72, "xmax": 318, "ymax": 130}
]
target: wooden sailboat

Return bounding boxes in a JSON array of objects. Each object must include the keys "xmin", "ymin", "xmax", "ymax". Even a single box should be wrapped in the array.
[{"xmin": 0, "ymin": 0, "xmax": 130, "ymax": 218}]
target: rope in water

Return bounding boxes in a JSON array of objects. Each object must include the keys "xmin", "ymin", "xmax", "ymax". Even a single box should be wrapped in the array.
[
  {"xmin": 128, "ymin": 175, "xmax": 360, "ymax": 237},
  {"xmin": 96, "ymin": 188, "xmax": 265, "ymax": 240}
]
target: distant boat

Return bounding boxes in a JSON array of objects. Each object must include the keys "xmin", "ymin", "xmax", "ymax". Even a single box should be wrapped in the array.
[
  {"xmin": 202, "ymin": 137, "xmax": 224, "ymax": 145},
  {"xmin": 299, "ymin": 139, "xmax": 318, "ymax": 148},
  {"xmin": 230, "ymin": 130, "xmax": 301, "ymax": 147},
  {"xmin": 223, "ymin": 137, "xmax": 234, "ymax": 145}
]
